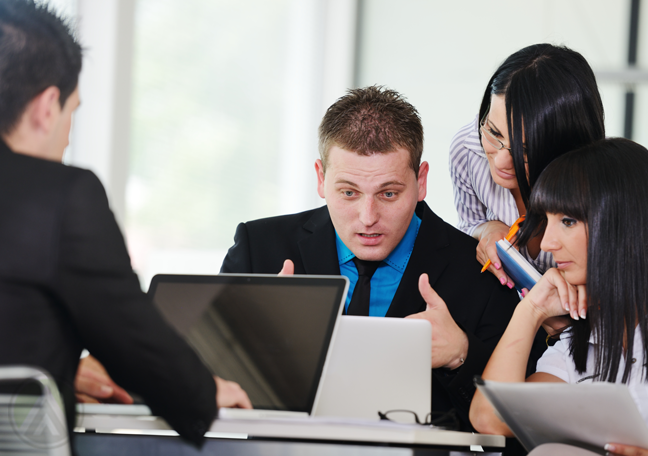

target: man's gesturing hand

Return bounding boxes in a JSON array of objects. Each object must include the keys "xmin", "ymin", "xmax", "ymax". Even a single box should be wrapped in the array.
[
  {"xmin": 405, "ymin": 274, "xmax": 469, "ymax": 369},
  {"xmin": 278, "ymin": 259, "xmax": 294, "ymax": 275}
]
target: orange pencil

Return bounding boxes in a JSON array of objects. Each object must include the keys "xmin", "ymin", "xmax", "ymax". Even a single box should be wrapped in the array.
[{"xmin": 481, "ymin": 215, "xmax": 526, "ymax": 273}]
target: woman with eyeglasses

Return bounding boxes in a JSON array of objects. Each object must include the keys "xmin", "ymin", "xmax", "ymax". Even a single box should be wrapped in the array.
[
  {"xmin": 469, "ymin": 138, "xmax": 648, "ymax": 456},
  {"xmin": 449, "ymin": 43, "xmax": 605, "ymax": 290}
]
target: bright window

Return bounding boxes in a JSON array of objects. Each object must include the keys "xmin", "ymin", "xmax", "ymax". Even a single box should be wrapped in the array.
[{"xmin": 126, "ymin": 0, "xmax": 295, "ymax": 285}]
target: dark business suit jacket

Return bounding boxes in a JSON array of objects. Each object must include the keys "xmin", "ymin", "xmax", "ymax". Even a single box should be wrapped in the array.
[
  {"xmin": 222, "ymin": 201, "xmax": 544, "ymax": 430},
  {"xmin": 0, "ymin": 141, "xmax": 216, "ymax": 444}
]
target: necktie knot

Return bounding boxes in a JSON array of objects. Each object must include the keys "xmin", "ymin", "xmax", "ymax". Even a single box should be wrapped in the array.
[{"xmin": 353, "ymin": 257, "xmax": 381, "ymax": 279}]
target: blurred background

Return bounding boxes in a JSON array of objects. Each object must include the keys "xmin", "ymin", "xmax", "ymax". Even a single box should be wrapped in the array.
[{"xmin": 46, "ymin": 0, "xmax": 648, "ymax": 287}]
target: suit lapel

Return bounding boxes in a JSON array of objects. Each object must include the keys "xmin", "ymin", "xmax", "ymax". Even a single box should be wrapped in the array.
[
  {"xmin": 297, "ymin": 202, "xmax": 450, "ymax": 313},
  {"xmin": 386, "ymin": 202, "xmax": 451, "ymax": 317},
  {"xmin": 298, "ymin": 206, "xmax": 341, "ymax": 275}
]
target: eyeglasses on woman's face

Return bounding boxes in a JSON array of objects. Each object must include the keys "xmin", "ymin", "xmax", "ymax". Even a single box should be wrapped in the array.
[{"xmin": 480, "ymin": 110, "xmax": 511, "ymax": 152}]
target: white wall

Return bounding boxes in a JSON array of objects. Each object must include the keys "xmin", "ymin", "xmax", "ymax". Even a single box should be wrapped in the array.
[
  {"xmin": 50, "ymin": 0, "xmax": 647, "ymax": 282},
  {"xmin": 357, "ymin": 0, "xmax": 647, "ymax": 226}
]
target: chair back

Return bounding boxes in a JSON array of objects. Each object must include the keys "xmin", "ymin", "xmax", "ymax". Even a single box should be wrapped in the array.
[{"xmin": 0, "ymin": 366, "xmax": 70, "ymax": 456}]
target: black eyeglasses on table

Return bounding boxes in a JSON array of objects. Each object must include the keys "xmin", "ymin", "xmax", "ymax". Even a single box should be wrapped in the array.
[{"xmin": 377, "ymin": 409, "xmax": 460, "ymax": 431}]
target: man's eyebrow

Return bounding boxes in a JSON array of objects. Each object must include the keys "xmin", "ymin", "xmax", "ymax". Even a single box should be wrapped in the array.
[
  {"xmin": 378, "ymin": 181, "xmax": 405, "ymax": 189},
  {"xmin": 334, "ymin": 180, "xmax": 406, "ymax": 189},
  {"xmin": 334, "ymin": 179, "xmax": 359, "ymax": 187}
]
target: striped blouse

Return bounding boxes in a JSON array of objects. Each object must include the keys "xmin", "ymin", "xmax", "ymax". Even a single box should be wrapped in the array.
[{"xmin": 449, "ymin": 117, "xmax": 555, "ymax": 274}]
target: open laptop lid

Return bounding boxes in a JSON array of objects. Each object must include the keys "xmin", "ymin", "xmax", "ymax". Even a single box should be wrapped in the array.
[
  {"xmin": 148, "ymin": 273, "xmax": 349, "ymax": 414},
  {"xmin": 312, "ymin": 316, "xmax": 431, "ymax": 420},
  {"xmin": 475, "ymin": 378, "xmax": 648, "ymax": 452}
]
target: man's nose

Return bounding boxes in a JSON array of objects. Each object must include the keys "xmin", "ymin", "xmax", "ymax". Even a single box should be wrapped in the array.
[{"xmin": 358, "ymin": 197, "xmax": 379, "ymax": 227}]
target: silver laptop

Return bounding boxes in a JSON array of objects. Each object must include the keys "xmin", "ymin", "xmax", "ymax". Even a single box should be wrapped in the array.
[
  {"xmin": 475, "ymin": 378, "xmax": 648, "ymax": 452},
  {"xmin": 313, "ymin": 315, "xmax": 431, "ymax": 421},
  {"xmin": 148, "ymin": 273, "xmax": 349, "ymax": 419}
]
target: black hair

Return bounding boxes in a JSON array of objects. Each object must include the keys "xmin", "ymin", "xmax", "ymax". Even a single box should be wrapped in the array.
[
  {"xmin": 478, "ymin": 44, "xmax": 605, "ymax": 207},
  {"xmin": 0, "ymin": 0, "xmax": 82, "ymax": 135},
  {"xmin": 519, "ymin": 138, "xmax": 648, "ymax": 384}
]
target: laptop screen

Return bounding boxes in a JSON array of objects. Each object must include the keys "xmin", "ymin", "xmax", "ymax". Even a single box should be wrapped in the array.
[{"xmin": 148, "ymin": 274, "xmax": 347, "ymax": 413}]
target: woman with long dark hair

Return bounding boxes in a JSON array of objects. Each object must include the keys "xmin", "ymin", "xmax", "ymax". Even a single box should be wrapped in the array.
[
  {"xmin": 450, "ymin": 44, "xmax": 605, "ymax": 289},
  {"xmin": 469, "ymin": 138, "xmax": 648, "ymax": 455}
]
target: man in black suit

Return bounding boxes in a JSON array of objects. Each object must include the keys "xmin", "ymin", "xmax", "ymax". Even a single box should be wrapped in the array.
[
  {"xmin": 0, "ymin": 0, "xmax": 250, "ymax": 445},
  {"xmin": 221, "ymin": 86, "xmax": 538, "ymax": 429}
]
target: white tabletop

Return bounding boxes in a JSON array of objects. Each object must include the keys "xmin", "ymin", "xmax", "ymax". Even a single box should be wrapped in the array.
[{"xmin": 76, "ymin": 404, "xmax": 505, "ymax": 449}]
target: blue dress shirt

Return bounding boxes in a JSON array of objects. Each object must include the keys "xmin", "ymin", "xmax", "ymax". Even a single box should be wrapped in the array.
[{"xmin": 335, "ymin": 213, "xmax": 421, "ymax": 317}]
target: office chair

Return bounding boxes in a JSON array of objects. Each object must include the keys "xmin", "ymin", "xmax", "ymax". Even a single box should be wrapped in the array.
[{"xmin": 0, "ymin": 366, "xmax": 70, "ymax": 456}]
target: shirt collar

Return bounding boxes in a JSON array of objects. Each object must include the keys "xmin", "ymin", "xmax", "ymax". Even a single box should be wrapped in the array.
[
  {"xmin": 466, "ymin": 115, "xmax": 487, "ymax": 158},
  {"xmin": 335, "ymin": 212, "xmax": 422, "ymax": 274}
]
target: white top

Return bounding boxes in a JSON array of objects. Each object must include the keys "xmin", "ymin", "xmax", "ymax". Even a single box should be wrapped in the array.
[
  {"xmin": 536, "ymin": 328, "xmax": 648, "ymax": 424},
  {"xmin": 449, "ymin": 118, "xmax": 555, "ymax": 273}
]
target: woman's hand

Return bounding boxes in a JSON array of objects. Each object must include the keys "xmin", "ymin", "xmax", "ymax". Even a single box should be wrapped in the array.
[
  {"xmin": 470, "ymin": 268, "xmax": 578, "ymax": 435},
  {"xmin": 606, "ymin": 443, "xmax": 648, "ymax": 456},
  {"xmin": 522, "ymin": 288, "xmax": 572, "ymax": 336},
  {"xmin": 524, "ymin": 268, "xmax": 587, "ymax": 322},
  {"xmin": 474, "ymin": 220, "xmax": 514, "ymax": 288},
  {"xmin": 541, "ymin": 315, "xmax": 572, "ymax": 338}
]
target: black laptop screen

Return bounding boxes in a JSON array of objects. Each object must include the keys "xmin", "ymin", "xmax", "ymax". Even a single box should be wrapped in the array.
[{"xmin": 148, "ymin": 274, "xmax": 346, "ymax": 412}]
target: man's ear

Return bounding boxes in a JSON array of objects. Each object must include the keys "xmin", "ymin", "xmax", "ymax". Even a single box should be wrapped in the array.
[
  {"xmin": 27, "ymin": 86, "xmax": 61, "ymax": 134},
  {"xmin": 417, "ymin": 161, "xmax": 429, "ymax": 202},
  {"xmin": 315, "ymin": 159, "xmax": 326, "ymax": 199}
]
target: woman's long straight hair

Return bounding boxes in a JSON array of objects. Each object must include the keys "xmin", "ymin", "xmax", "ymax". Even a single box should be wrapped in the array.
[
  {"xmin": 518, "ymin": 138, "xmax": 648, "ymax": 383},
  {"xmin": 478, "ymin": 44, "xmax": 605, "ymax": 207}
]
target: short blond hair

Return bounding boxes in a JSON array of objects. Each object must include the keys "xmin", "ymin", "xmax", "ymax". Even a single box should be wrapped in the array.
[{"xmin": 318, "ymin": 85, "xmax": 423, "ymax": 175}]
